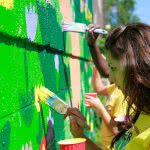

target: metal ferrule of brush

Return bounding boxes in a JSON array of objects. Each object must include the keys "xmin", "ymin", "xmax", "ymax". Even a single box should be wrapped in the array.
[
  {"xmin": 47, "ymin": 95, "xmax": 58, "ymax": 106},
  {"xmin": 47, "ymin": 95, "xmax": 68, "ymax": 114}
]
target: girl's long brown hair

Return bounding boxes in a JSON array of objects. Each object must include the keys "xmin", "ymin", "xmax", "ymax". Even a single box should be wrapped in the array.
[
  {"xmin": 105, "ymin": 22, "xmax": 150, "ymax": 116},
  {"xmin": 105, "ymin": 23, "xmax": 150, "ymax": 148}
]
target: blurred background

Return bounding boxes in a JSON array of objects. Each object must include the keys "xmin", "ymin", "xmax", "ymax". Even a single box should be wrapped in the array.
[
  {"xmin": 94, "ymin": 0, "xmax": 150, "ymax": 28},
  {"xmin": 94, "ymin": 0, "xmax": 150, "ymax": 65}
]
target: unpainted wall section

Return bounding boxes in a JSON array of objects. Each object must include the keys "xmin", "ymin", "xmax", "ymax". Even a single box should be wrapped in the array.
[{"xmin": 0, "ymin": 0, "xmax": 96, "ymax": 149}]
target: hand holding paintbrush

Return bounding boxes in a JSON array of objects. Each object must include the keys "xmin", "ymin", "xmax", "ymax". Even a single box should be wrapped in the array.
[
  {"xmin": 87, "ymin": 24, "xmax": 100, "ymax": 47},
  {"xmin": 64, "ymin": 107, "xmax": 90, "ymax": 131},
  {"xmin": 66, "ymin": 107, "xmax": 90, "ymax": 137},
  {"xmin": 35, "ymin": 86, "xmax": 90, "ymax": 130}
]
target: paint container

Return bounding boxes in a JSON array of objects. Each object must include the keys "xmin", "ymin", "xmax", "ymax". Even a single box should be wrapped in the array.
[
  {"xmin": 85, "ymin": 93, "xmax": 97, "ymax": 108},
  {"xmin": 58, "ymin": 138, "xmax": 86, "ymax": 150}
]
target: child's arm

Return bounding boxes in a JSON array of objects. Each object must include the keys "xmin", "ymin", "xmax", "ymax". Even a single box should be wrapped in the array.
[
  {"xmin": 87, "ymin": 24, "xmax": 110, "ymax": 77},
  {"xmin": 85, "ymin": 95, "xmax": 119, "ymax": 135},
  {"xmin": 67, "ymin": 108, "xmax": 102, "ymax": 150},
  {"xmin": 92, "ymin": 66, "xmax": 111, "ymax": 96}
]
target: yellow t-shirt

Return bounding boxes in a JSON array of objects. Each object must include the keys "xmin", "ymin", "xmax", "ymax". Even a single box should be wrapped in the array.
[
  {"xmin": 106, "ymin": 87, "xmax": 127, "ymax": 117},
  {"xmin": 101, "ymin": 86, "xmax": 127, "ymax": 150},
  {"xmin": 125, "ymin": 113, "xmax": 150, "ymax": 150}
]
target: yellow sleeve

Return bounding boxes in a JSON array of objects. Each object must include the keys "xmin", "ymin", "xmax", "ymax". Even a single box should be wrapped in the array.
[
  {"xmin": 105, "ymin": 86, "xmax": 118, "ymax": 105},
  {"xmin": 105, "ymin": 93, "xmax": 116, "ymax": 114},
  {"xmin": 125, "ymin": 128, "xmax": 150, "ymax": 150},
  {"xmin": 107, "ymin": 88, "xmax": 127, "ymax": 117}
]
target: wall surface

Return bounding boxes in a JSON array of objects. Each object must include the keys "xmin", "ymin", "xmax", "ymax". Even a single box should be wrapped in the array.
[{"xmin": 0, "ymin": 0, "xmax": 96, "ymax": 149}]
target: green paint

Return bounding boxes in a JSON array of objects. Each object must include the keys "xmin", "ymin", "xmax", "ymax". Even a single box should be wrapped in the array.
[
  {"xmin": 58, "ymin": 56, "xmax": 68, "ymax": 91},
  {"xmin": 55, "ymin": 71, "xmax": 59, "ymax": 91},
  {"xmin": 0, "ymin": 0, "xmax": 95, "ymax": 149},
  {"xmin": 19, "ymin": 93, "xmax": 34, "ymax": 127},
  {"xmin": 38, "ymin": 50, "xmax": 57, "ymax": 91},
  {"xmin": 0, "ymin": 1, "xmax": 26, "ymax": 38},
  {"xmin": 64, "ymin": 32, "xmax": 72, "ymax": 54},
  {"xmin": 36, "ymin": 111, "xmax": 43, "ymax": 144},
  {"xmin": 36, "ymin": 0, "xmax": 64, "ymax": 49},
  {"xmin": 0, "ymin": 122, "xmax": 11, "ymax": 150}
]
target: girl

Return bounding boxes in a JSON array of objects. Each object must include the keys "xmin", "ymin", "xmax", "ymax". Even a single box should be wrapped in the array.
[{"xmin": 67, "ymin": 22, "xmax": 150, "ymax": 150}]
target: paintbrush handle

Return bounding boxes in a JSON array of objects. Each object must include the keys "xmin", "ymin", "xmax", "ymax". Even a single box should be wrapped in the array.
[
  {"xmin": 86, "ymin": 26, "xmax": 108, "ymax": 34},
  {"xmin": 93, "ymin": 28, "xmax": 108, "ymax": 34}
]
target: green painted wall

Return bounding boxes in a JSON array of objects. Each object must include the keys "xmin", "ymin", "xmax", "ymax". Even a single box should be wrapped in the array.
[{"xmin": 0, "ymin": 0, "xmax": 96, "ymax": 149}]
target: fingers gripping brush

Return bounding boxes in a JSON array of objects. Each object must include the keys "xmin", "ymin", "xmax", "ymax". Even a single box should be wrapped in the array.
[{"xmin": 62, "ymin": 21, "xmax": 108, "ymax": 34}]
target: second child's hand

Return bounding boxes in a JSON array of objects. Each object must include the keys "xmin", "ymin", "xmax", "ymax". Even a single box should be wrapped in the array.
[{"xmin": 64, "ymin": 107, "xmax": 90, "ymax": 130}]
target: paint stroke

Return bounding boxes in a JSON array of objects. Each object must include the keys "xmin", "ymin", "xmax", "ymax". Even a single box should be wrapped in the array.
[
  {"xmin": 25, "ymin": 5, "xmax": 38, "ymax": 41},
  {"xmin": 80, "ymin": 0, "xmax": 85, "ymax": 12},
  {"xmin": 70, "ymin": 58, "xmax": 81, "ymax": 108},
  {"xmin": 34, "ymin": 86, "xmax": 41, "ymax": 112},
  {"xmin": 46, "ymin": 111, "xmax": 54, "ymax": 143},
  {"xmin": 47, "ymin": 110, "xmax": 54, "ymax": 126},
  {"xmin": 84, "ymin": 62, "xmax": 88, "ymax": 73},
  {"xmin": 54, "ymin": 54, "xmax": 59, "ymax": 72},
  {"xmin": 0, "ymin": 0, "xmax": 14, "ymax": 9},
  {"xmin": 21, "ymin": 141, "xmax": 32, "ymax": 150},
  {"xmin": 85, "ymin": 3, "xmax": 92, "ymax": 21},
  {"xmin": 59, "ymin": 0, "xmax": 73, "ymax": 21},
  {"xmin": 54, "ymin": 54, "xmax": 59, "ymax": 90}
]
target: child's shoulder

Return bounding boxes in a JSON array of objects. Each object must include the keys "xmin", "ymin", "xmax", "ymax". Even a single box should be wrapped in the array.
[{"xmin": 125, "ymin": 127, "xmax": 150, "ymax": 150}]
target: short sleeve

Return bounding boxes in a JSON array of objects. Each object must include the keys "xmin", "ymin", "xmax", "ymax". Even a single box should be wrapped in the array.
[
  {"xmin": 105, "ymin": 88, "xmax": 118, "ymax": 114},
  {"xmin": 105, "ymin": 87, "xmax": 126, "ymax": 117}
]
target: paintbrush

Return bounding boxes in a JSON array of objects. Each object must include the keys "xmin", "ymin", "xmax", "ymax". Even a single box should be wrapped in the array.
[
  {"xmin": 35, "ymin": 86, "xmax": 90, "ymax": 130},
  {"xmin": 36, "ymin": 86, "xmax": 68, "ymax": 114},
  {"xmin": 62, "ymin": 21, "xmax": 108, "ymax": 34}
]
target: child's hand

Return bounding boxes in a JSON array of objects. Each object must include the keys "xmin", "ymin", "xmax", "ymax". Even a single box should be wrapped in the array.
[
  {"xmin": 85, "ymin": 95, "xmax": 102, "ymax": 109},
  {"xmin": 87, "ymin": 24, "xmax": 99, "ymax": 46}
]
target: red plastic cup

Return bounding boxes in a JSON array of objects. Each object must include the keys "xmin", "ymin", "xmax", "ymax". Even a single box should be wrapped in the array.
[
  {"xmin": 58, "ymin": 138, "xmax": 86, "ymax": 150},
  {"xmin": 85, "ymin": 93, "xmax": 97, "ymax": 108}
]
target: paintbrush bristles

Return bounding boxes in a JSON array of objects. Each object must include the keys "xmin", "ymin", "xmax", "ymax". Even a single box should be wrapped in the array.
[
  {"xmin": 34, "ymin": 86, "xmax": 68, "ymax": 114},
  {"xmin": 34, "ymin": 86, "xmax": 55, "ymax": 105},
  {"xmin": 38, "ymin": 86, "xmax": 55, "ymax": 104},
  {"xmin": 40, "ymin": 86, "xmax": 55, "ymax": 97},
  {"xmin": 62, "ymin": 21, "xmax": 86, "ymax": 32}
]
